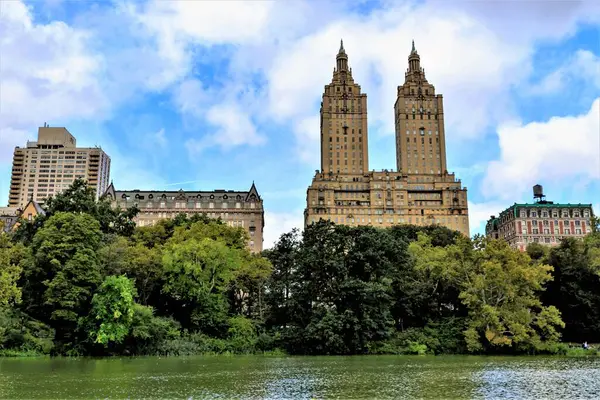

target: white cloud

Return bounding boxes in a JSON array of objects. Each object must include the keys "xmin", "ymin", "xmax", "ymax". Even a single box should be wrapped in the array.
[
  {"xmin": 185, "ymin": 103, "xmax": 266, "ymax": 154},
  {"xmin": 136, "ymin": 0, "xmax": 275, "ymax": 45},
  {"xmin": 125, "ymin": 0, "xmax": 600, "ymax": 163},
  {"xmin": 482, "ymin": 97, "xmax": 600, "ymax": 201},
  {"xmin": 468, "ymin": 200, "xmax": 513, "ymax": 236},
  {"xmin": 0, "ymin": 0, "xmax": 107, "ymax": 132},
  {"xmin": 528, "ymin": 50, "xmax": 600, "ymax": 95},
  {"xmin": 263, "ymin": 210, "xmax": 305, "ymax": 250},
  {"xmin": 0, "ymin": 128, "xmax": 29, "ymax": 163},
  {"xmin": 172, "ymin": 79, "xmax": 212, "ymax": 117},
  {"xmin": 153, "ymin": 128, "xmax": 167, "ymax": 148}
]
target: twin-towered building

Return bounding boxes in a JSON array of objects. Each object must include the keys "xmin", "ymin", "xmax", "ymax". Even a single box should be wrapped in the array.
[
  {"xmin": 304, "ymin": 41, "xmax": 470, "ymax": 236},
  {"xmin": 7, "ymin": 42, "xmax": 594, "ymax": 251}
]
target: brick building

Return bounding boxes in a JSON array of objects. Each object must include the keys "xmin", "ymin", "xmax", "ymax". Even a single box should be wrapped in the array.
[{"xmin": 486, "ymin": 185, "xmax": 594, "ymax": 250}]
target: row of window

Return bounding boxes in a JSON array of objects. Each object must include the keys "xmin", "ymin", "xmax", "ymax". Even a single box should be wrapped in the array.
[
  {"xmin": 131, "ymin": 201, "xmax": 258, "ymax": 210},
  {"xmin": 310, "ymin": 215, "xmax": 466, "ymax": 226},
  {"xmin": 519, "ymin": 209, "xmax": 590, "ymax": 218}
]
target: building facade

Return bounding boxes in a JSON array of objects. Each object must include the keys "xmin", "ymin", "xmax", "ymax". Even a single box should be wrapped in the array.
[
  {"xmin": 103, "ymin": 183, "xmax": 265, "ymax": 253},
  {"xmin": 0, "ymin": 207, "xmax": 19, "ymax": 233},
  {"xmin": 486, "ymin": 186, "xmax": 595, "ymax": 251},
  {"xmin": 8, "ymin": 126, "xmax": 111, "ymax": 208},
  {"xmin": 304, "ymin": 41, "xmax": 469, "ymax": 236}
]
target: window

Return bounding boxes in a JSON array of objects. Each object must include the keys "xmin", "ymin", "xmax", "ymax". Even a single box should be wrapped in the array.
[
  {"xmin": 160, "ymin": 202, "xmax": 165, "ymax": 208},
  {"xmin": 209, "ymin": 202, "xmax": 214, "ymax": 209},
  {"xmin": 531, "ymin": 211, "xmax": 537, "ymax": 218},
  {"xmin": 222, "ymin": 202, "xmax": 228, "ymax": 209},
  {"xmin": 28, "ymin": 213, "xmax": 32, "ymax": 221}
]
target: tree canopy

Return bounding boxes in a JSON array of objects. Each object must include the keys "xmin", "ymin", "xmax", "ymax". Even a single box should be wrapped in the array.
[{"xmin": 1, "ymin": 180, "xmax": 598, "ymax": 356}]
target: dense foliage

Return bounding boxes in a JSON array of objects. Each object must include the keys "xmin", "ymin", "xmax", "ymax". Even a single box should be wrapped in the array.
[{"xmin": 1, "ymin": 180, "xmax": 599, "ymax": 356}]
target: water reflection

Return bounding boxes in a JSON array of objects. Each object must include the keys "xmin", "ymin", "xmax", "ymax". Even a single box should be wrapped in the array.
[
  {"xmin": 1, "ymin": 355, "xmax": 600, "ymax": 399},
  {"xmin": 474, "ymin": 358, "xmax": 600, "ymax": 399}
]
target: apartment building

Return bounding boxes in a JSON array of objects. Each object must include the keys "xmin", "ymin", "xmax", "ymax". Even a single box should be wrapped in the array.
[
  {"xmin": 8, "ymin": 126, "xmax": 111, "ymax": 208},
  {"xmin": 486, "ymin": 185, "xmax": 594, "ymax": 250},
  {"xmin": 103, "ymin": 183, "xmax": 265, "ymax": 253},
  {"xmin": 305, "ymin": 41, "xmax": 469, "ymax": 236}
]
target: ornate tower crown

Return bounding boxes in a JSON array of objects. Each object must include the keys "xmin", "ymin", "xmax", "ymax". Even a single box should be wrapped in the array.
[{"xmin": 336, "ymin": 39, "xmax": 349, "ymax": 72}]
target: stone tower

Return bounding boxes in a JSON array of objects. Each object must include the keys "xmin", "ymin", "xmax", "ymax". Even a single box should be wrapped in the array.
[
  {"xmin": 304, "ymin": 41, "xmax": 470, "ymax": 237},
  {"xmin": 394, "ymin": 41, "xmax": 448, "ymax": 175},
  {"xmin": 320, "ymin": 40, "xmax": 369, "ymax": 175}
]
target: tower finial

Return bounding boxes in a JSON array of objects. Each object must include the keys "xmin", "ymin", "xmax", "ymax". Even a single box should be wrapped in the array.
[
  {"xmin": 412, "ymin": 40, "xmax": 415, "ymax": 53},
  {"xmin": 339, "ymin": 39, "xmax": 345, "ymax": 53}
]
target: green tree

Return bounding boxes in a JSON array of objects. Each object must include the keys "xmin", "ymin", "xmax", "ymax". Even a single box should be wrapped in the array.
[
  {"xmin": 13, "ymin": 179, "xmax": 138, "ymax": 244},
  {"xmin": 281, "ymin": 222, "xmax": 405, "ymax": 354},
  {"xmin": 87, "ymin": 275, "xmax": 136, "ymax": 346},
  {"xmin": 0, "ymin": 235, "xmax": 25, "ymax": 307},
  {"xmin": 543, "ymin": 235, "xmax": 600, "ymax": 342},
  {"xmin": 229, "ymin": 254, "xmax": 272, "ymax": 321},
  {"xmin": 161, "ymin": 238, "xmax": 242, "ymax": 334},
  {"xmin": 263, "ymin": 229, "xmax": 300, "ymax": 329},
  {"xmin": 457, "ymin": 238, "xmax": 563, "ymax": 352},
  {"xmin": 23, "ymin": 212, "xmax": 103, "ymax": 350},
  {"xmin": 97, "ymin": 237, "xmax": 163, "ymax": 305}
]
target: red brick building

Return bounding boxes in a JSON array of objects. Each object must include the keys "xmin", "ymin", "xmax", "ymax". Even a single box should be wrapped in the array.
[{"xmin": 486, "ymin": 185, "xmax": 594, "ymax": 251}]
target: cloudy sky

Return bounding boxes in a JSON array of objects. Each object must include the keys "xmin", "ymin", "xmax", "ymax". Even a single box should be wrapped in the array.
[{"xmin": 1, "ymin": 0, "xmax": 599, "ymax": 248}]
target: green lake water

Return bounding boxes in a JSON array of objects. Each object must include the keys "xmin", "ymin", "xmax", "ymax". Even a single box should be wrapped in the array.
[{"xmin": 1, "ymin": 355, "xmax": 599, "ymax": 399}]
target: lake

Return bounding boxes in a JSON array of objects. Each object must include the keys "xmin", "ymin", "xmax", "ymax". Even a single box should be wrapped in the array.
[{"xmin": 1, "ymin": 355, "xmax": 599, "ymax": 399}]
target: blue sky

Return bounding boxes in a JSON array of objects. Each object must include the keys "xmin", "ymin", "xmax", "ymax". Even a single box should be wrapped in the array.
[{"xmin": 1, "ymin": 0, "xmax": 599, "ymax": 247}]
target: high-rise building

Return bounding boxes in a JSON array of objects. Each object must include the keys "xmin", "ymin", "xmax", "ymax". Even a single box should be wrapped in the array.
[
  {"xmin": 486, "ymin": 185, "xmax": 595, "ymax": 251},
  {"xmin": 103, "ymin": 183, "xmax": 265, "ymax": 253},
  {"xmin": 304, "ymin": 41, "xmax": 470, "ymax": 236},
  {"xmin": 394, "ymin": 41, "xmax": 448, "ymax": 175},
  {"xmin": 8, "ymin": 126, "xmax": 111, "ymax": 208},
  {"xmin": 321, "ymin": 41, "xmax": 369, "ymax": 175}
]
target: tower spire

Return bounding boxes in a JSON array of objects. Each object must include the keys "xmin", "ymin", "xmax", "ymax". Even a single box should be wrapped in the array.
[
  {"xmin": 408, "ymin": 40, "xmax": 421, "ymax": 73},
  {"xmin": 336, "ymin": 39, "xmax": 349, "ymax": 72}
]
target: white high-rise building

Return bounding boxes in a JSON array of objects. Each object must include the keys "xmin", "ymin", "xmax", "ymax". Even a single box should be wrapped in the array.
[{"xmin": 8, "ymin": 126, "xmax": 111, "ymax": 208}]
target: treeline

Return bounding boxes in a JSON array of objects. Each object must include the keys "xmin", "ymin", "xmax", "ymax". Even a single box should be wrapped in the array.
[{"xmin": 1, "ymin": 180, "xmax": 599, "ymax": 356}]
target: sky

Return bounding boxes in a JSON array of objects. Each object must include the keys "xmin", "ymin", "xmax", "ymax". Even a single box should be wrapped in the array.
[{"xmin": 0, "ymin": 0, "xmax": 599, "ymax": 248}]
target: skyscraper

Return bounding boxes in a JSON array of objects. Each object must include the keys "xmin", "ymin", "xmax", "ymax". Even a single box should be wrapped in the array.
[
  {"xmin": 304, "ymin": 41, "xmax": 470, "ymax": 236},
  {"xmin": 394, "ymin": 41, "xmax": 448, "ymax": 175},
  {"xmin": 320, "ymin": 40, "xmax": 369, "ymax": 175},
  {"xmin": 8, "ymin": 126, "xmax": 111, "ymax": 208}
]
